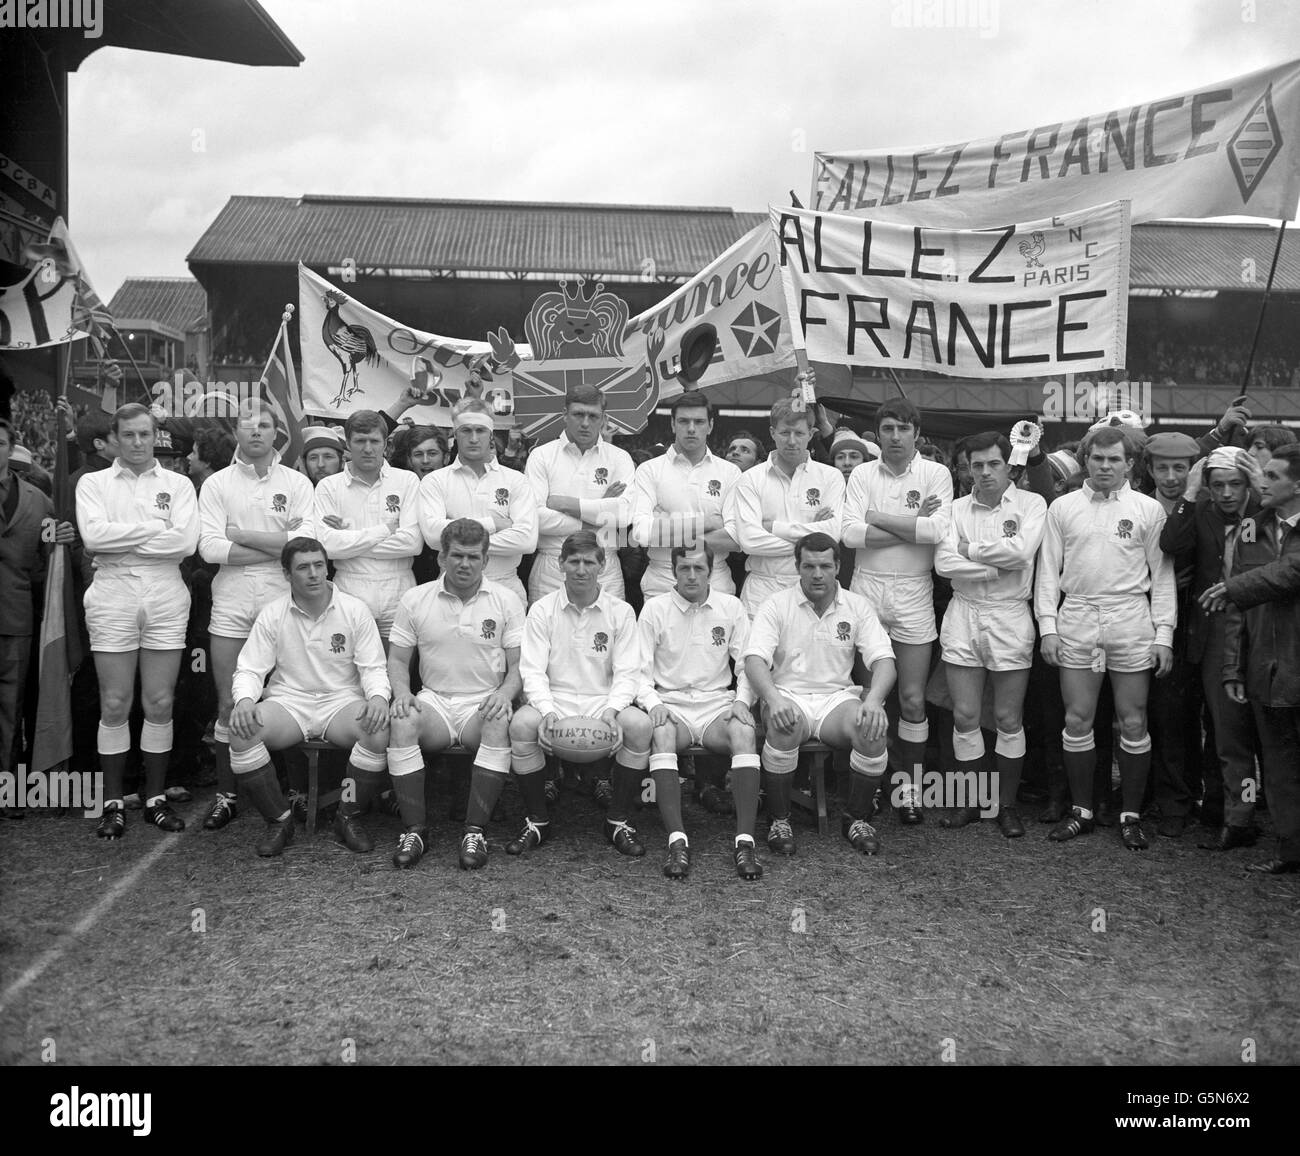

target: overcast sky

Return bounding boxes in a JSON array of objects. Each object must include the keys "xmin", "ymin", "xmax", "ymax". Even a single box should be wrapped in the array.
[{"xmin": 67, "ymin": 0, "xmax": 1300, "ymax": 300}]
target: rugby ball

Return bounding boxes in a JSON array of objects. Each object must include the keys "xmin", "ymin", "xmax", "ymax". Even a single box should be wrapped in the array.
[{"xmin": 549, "ymin": 715, "xmax": 619, "ymax": 763}]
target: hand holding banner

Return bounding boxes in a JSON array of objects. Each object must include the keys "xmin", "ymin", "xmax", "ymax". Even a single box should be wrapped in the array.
[{"xmin": 770, "ymin": 200, "xmax": 1130, "ymax": 380}]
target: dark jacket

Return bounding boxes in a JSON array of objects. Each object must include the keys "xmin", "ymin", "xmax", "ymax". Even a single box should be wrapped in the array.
[
  {"xmin": 1160, "ymin": 492, "xmax": 1263, "ymax": 663},
  {"xmin": 0, "ymin": 474, "xmax": 52, "ymax": 636},
  {"xmin": 1222, "ymin": 507, "xmax": 1300, "ymax": 708}
]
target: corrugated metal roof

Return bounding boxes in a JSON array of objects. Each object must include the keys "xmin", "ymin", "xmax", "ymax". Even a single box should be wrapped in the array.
[
  {"xmin": 187, "ymin": 195, "xmax": 768, "ymax": 278},
  {"xmin": 108, "ymin": 277, "xmax": 207, "ymax": 333},
  {"xmin": 1131, "ymin": 221, "xmax": 1300, "ymax": 291}
]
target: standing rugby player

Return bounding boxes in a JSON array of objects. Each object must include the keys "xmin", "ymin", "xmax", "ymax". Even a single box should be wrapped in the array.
[
  {"xmin": 314, "ymin": 410, "xmax": 422, "ymax": 642},
  {"xmin": 934, "ymin": 432, "xmax": 1046, "ymax": 836},
  {"xmin": 198, "ymin": 401, "xmax": 315, "ymax": 832},
  {"xmin": 841, "ymin": 399, "xmax": 952, "ymax": 824},
  {"xmin": 1035, "ymin": 426, "xmax": 1175, "ymax": 850},
  {"xmin": 725, "ymin": 397, "xmax": 844, "ymax": 615},
  {"xmin": 419, "ymin": 398, "xmax": 537, "ymax": 606},
  {"xmin": 630, "ymin": 391, "xmax": 740, "ymax": 598},
  {"xmin": 525, "ymin": 386, "xmax": 634, "ymax": 604},
  {"xmin": 76, "ymin": 403, "xmax": 199, "ymax": 838}
]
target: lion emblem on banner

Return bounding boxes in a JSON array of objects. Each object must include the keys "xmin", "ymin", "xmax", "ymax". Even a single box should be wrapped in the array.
[{"xmin": 525, "ymin": 277, "xmax": 628, "ymax": 359}]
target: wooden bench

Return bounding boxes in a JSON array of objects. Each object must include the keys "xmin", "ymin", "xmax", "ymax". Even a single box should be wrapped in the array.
[
  {"xmin": 301, "ymin": 740, "xmax": 472, "ymax": 835},
  {"xmin": 679, "ymin": 740, "xmax": 832, "ymax": 836}
]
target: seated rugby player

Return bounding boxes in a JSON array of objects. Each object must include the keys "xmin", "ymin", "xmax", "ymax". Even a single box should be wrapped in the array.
[
  {"xmin": 509, "ymin": 530, "xmax": 652, "ymax": 857},
  {"xmin": 744, "ymin": 532, "xmax": 897, "ymax": 858},
  {"xmin": 637, "ymin": 545, "xmax": 761, "ymax": 880},
  {"xmin": 385, "ymin": 518, "xmax": 525, "ymax": 871},
  {"xmin": 226, "ymin": 537, "xmax": 390, "ymax": 857}
]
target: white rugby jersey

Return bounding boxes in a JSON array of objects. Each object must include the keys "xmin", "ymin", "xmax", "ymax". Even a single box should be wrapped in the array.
[
  {"xmin": 1034, "ymin": 480, "xmax": 1176, "ymax": 647},
  {"xmin": 198, "ymin": 451, "xmax": 315, "ymax": 571},
  {"xmin": 842, "ymin": 454, "xmax": 953, "ymax": 576},
  {"xmin": 77, "ymin": 458, "xmax": 198, "ymax": 571},
  {"xmin": 935, "ymin": 486, "xmax": 1047, "ymax": 602},
  {"xmin": 231, "ymin": 585, "xmax": 389, "ymax": 706},
  {"xmin": 418, "ymin": 458, "xmax": 538, "ymax": 584},
  {"xmin": 389, "ymin": 576, "xmax": 525, "ymax": 698},
  {"xmin": 744, "ymin": 584, "xmax": 894, "ymax": 698},
  {"xmin": 630, "ymin": 446, "xmax": 740, "ymax": 586},
  {"xmin": 525, "ymin": 433, "xmax": 634, "ymax": 555},
  {"xmin": 636, "ymin": 589, "xmax": 754, "ymax": 710},
  {"xmin": 724, "ymin": 454, "xmax": 845, "ymax": 584},
  {"xmin": 521, "ymin": 586, "xmax": 641, "ymax": 718},
  {"xmin": 314, "ymin": 462, "xmax": 422, "ymax": 579}
]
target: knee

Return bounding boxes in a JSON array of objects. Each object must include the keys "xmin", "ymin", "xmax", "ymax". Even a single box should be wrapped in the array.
[
  {"xmin": 651, "ymin": 722, "xmax": 677, "ymax": 753},
  {"xmin": 98, "ymin": 687, "xmax": 132, "ymax": 723},
  {"xmin": 994, "ymin": 708, "xmax": 1022, "ymax": 734},
  {"xmin": 141, "ymin": 689, "xmax": 174, "ymax": 721},
  {"xmin": 951, "ymin": 703, "xmax": 980, "ymax": 733},
  {"xmin": 727, "ymin": 719, "xmax": 756, "ymax": 755},
  {"xmin": 510, "ymin": 710, "xmax": 539, "ymax": 743},
  {"xmin": 1118, "ymin": 711, "xmax": 1148, "ymax": 740},
  {"xmin": 390, "ymin": 716, "xmax": 419, "ymax": 748},
  {"xmin": 620, "ymin": 709, "xmax": 651, "ymax": 749},
  {"xmin": 480, "ymin": 715, "xmax": 510, "ymax": 748},
  {"xmin": 898, "ymin": 687, "xmax": 926, "ymax": 719},
  {"xmin": 1063, "ymin": 707, "xmax": 1092, "ymax": 734}
]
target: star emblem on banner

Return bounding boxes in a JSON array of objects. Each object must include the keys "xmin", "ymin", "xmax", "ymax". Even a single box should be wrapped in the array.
[{"xmin": 731, "ymin": 301, "xmax": 782, "ymax": 358}]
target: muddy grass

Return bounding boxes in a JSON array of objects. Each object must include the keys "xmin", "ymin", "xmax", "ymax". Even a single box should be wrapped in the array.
[{"xmin": 1, "ymin": 776, "xmax": 1297, "ymax": 1068}]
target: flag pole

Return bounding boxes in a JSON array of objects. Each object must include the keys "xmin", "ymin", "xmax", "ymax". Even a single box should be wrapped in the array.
[
  {"xmin": 259, "ymin": 305, "xmax": 293, "ymax": 386},
  {"xmin": 1240, "ymin": 219, "xmax": 1288, "ymax": 392}
]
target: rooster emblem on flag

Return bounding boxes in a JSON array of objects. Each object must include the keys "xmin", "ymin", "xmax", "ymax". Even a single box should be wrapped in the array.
[
  {"xmin": 1018, "ymin": 232, "xmax": 1046, "ymax": 268},
  {"xmin": 321, "ymin": 289, "xmax": 379, "ymax": 408}
]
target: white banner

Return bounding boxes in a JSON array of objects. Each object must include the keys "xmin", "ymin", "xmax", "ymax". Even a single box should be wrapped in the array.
[
  {"xmin": 0, "ymin": 218, "xmax": 108, "ymax": 350},
  {"xmin": 770, "ymin": 201, "xmax": 1130, "ymax": 380},
  {"xmin": 811, "ymin": 57, "xmax": 1300, "ymax": 226},
  {"xmin": 298, "ymin": 264, "xmax": 520, "ymax": 425}
]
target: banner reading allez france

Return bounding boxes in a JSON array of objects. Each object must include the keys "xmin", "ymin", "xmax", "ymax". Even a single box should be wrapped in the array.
[
  {"xmin": 811, "ymin": 57, "xmax": 1300, "ymax": 226},
  {"xmin": 770, "ymin": 200, "xmax": 1130, "ymax": 379}
]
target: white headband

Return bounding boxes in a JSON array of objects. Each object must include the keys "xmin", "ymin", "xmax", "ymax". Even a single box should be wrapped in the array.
[{"xmin": 454, "ymin": 412, "xmax": 495, "ymax": 433}]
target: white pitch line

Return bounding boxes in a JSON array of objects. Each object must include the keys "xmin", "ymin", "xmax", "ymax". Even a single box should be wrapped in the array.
[{"xmin": 0, "ymin": 828, "xmax": 187, "ymax": 1015}]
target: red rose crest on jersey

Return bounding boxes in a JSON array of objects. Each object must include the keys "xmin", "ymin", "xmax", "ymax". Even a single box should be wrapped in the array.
[
  {"xmin": 385, "ymin": 494, "xmax": 400, "ymax": 513},
  {"xmin": 711, "ymin": 626, "xmax": 726, "ymax": 646},
  {"xmin": 906, "ymin": 490, "xmax": 921, "ymax": 510},
  {"xmin": 805, "ymin": 488, "xmax": 820, "ymax": 506},
  {"xmin": 329, "ymin": 632, "xmax": 346, "ymax": 653},
  {"xmin": 154, "ymin": 492, "xmax": 170, "ymax": 512},
  {"xmin": 271, "ymin": 493, "xmax": 287, "ymax": 513},
  {"xmin": 594, "ymin": 467, "xmax": 609, "ymax": 486},
  {"xmin": 592, "ymin": 631, "xmax": 609, "ymax": 653},
  {"xmin": 494, "ymin": 487, "xmax": 510, "ymax": 507},
  {"xmin": 836, "ymin": 621, "xmax": 851, "ymax": 641},
  {"xmin": 1116, "ymin": 519, "xmax": 1133, "ymax": 540},
  {"xmin": 707, "ymin": 479, "xmax": 721, "ymax": 497},
  {"xmin": 1002, "ymin": 518, "xmax": 1018, "ymax": 537},
  {"xmin": 481, "ymin": 618, "xmax": 497, "ymax": 640}
]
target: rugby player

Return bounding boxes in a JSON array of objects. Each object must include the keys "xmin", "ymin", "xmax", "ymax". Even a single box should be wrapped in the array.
[
  {"xmin": 76, "ymin": 403, "xmax": 199, "ymax": 838},
  {"xmin": 1035, "ymin": 426, "xmax": 1176, "ymax": 851},
  {"xmin": 385, "ymin": 518, "xmax": 525, "ymax": 870},
  {"xmin": 726, "ymin": 397, "xmax": 844, "ymax": 615},
  {"xmin": 637, "ymin": 544, "xmax": 760, "ymax": 879},
  {"xmin": 933, "ymin": 431, "xmax": 1047, "ymax": 836},
  {"xmin": 841, "ymin": 399, "xmax": 953, "ymax": 824},
  {"xmin": 197, "ymin": 401, "xmax": 315, "ymax": 832},
  {"xmin": 629, "ymin": 391, "xmax": 739, "ymax": 598},
  {"xmin": 743, "ymin": 532, "xmax": 897, "ymax": 858},
  {"xmin": 418, "ymin": 398, "xmax": 537, "ymax": 607},
  {"xmin": 314, "ymin": 410, "xmax": 422, "ymax": 642},
  {"xmin": 524, "ymin": 386, "xmax": 634, "ymax": 604},
  {"xmin": 226, "ymin": 537, "xmax": 390, "ymax": 857},
  {"xmin": 509, "ymin": 531, "xmax": 652, "ymax": 856}
]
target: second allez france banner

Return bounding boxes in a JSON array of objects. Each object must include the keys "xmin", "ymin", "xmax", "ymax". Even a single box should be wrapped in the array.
[
  {"xmin": 769, "ymin": 200, "xmax": 1130, "ymax": 380},
  {"xmin": 810, "ymin": 57, "xmax": 1300, "ymax": 226}
]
